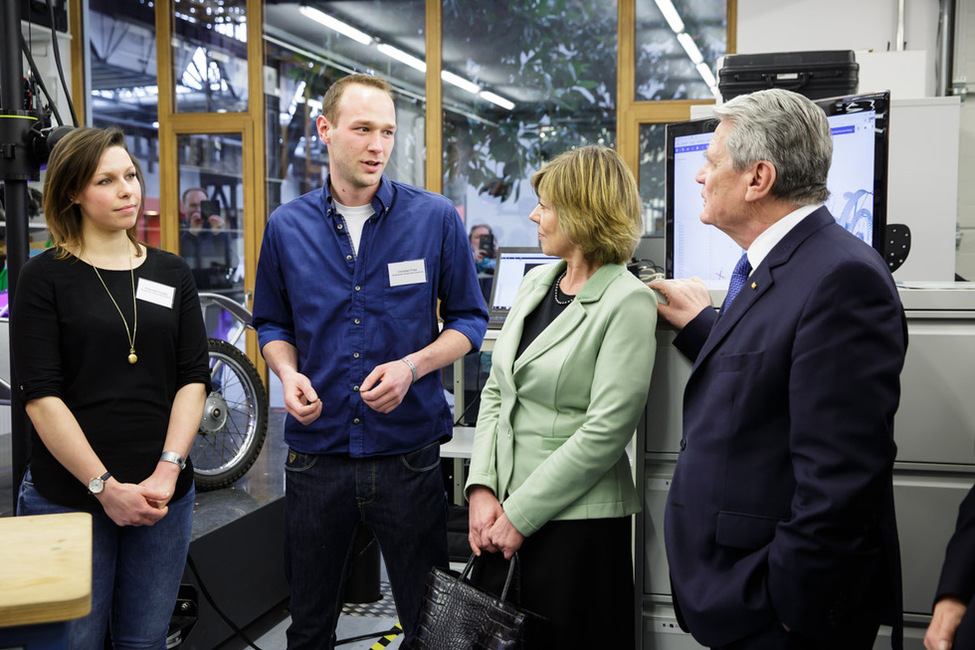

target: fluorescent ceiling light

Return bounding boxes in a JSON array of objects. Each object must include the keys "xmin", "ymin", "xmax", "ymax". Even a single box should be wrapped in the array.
[
  {"xmin": 377, "ymin": 43, "xmax": 426, "ymax": 72},
  {"xmin": 677, "ymin": 32, "xmax": 704, "ymax": 65},
  {"xmin": 654, "ymin": 0, "xmax": 685, "ymax": 33},
  {"xmin": 299, "ymin": 6, "xmax": 372, "ymax": 45},
  {"xmin": 479, "ymin": 90, "xmax": 515, "ymax": 111},
  {"xmin": 442, "ymin": 70, "xmax": 480, "ymax": 95},
  {"xmin": 695, "ymin": 62, "xmax": 717, "ymax": 89}
]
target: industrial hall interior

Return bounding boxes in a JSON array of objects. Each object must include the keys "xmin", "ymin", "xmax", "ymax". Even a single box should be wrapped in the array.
[{"xmin": 3, "ymin": 0, "xmax": 975, "ymax": 649}]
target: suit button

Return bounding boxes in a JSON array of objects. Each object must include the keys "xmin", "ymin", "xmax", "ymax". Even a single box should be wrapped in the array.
[{"xmin": 679, "ymin": 438, "xmax": 687, "ymax": 451}]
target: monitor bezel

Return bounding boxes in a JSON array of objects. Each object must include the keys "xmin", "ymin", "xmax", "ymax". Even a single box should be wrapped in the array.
[{"xmin": 664, "ymin": 90, "xmax": 891, "ymax": 280}]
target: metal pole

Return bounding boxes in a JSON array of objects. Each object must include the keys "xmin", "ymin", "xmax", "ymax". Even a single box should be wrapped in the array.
[{"xmin": 2, "ymin": 0, "xmax": 35, "ymax": 512}]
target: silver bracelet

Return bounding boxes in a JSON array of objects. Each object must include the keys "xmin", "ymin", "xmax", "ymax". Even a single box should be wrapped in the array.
[
  {"xmin": 159, "ymin": 450, "xmax": 187, "ymax": 470},
  {"xmin": 401, "ymin": 356, "xmax": 419, "ymax": 384}
]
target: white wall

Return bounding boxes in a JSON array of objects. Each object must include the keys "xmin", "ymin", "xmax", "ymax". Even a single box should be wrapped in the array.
[{"xmin": 737, "ymin": 0, "xmax": 964, "ymax": 281}]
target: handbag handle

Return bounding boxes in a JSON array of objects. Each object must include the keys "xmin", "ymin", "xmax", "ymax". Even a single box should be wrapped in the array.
[{"xmin": 460, "ymin": 552, "xmax": 519, "ymax": 602}]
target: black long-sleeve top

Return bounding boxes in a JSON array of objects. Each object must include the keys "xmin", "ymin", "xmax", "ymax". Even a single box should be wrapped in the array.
[{"xmin": 11, "ymin": 247, "xmax": 210, "ymax": 510}]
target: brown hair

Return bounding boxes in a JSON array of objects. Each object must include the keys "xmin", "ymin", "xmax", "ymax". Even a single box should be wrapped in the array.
[
  {"xmin": 531, "ymin": 145, "xmax": 642, "ymax": 265},
  {"xmin": 43, "ymin": 127, "xmax": 145, "ymax": 258},
  {"xmin": 320, "ymin": 73, "xmax": 394, "ymax": 124}
]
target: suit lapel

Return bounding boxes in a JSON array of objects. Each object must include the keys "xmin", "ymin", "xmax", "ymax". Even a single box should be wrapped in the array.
[{"xmin": 692, "ymin": 207, "xmax": 835, "ymax": 369}]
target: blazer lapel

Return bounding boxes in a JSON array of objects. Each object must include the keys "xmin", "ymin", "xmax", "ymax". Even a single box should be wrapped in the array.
[{"xmin": 510, "ymin": 264, "xmax": 627, "ymax": 375}]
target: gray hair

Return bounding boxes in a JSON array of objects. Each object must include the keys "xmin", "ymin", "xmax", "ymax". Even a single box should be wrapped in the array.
[{"xmin": 714, "ymin": 88, "xmax": 832, "ymax": 205}]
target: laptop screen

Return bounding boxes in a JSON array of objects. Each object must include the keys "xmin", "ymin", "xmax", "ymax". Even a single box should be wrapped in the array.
[{"xmin": 487, "ymin": 248, "xmax": 561, "ymax": 323}]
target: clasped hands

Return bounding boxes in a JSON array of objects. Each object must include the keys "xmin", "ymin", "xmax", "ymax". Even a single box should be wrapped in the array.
[
  {"xmin": 468, "ymin": 486, "xmax": 524, "ymax": 559},
  {"xmin": 282, "ymin": 359, "xmax": 415, "ymax": 425}
]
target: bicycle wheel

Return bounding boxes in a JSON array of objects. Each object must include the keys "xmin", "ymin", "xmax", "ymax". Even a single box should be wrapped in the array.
[{"xmin": 193, "ymin": 338, "xmax": 269, "ymax": 491}]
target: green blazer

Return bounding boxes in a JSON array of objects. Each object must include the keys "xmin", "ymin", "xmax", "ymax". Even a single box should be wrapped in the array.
[{"xmin": 466, "ymin": 261, "xmax": 657, "ymax": 536}]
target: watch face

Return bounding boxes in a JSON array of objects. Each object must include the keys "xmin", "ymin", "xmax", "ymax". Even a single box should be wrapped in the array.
[{"xmin": 88, "ymin": 477, "xmax": 105, "ymax": 494}]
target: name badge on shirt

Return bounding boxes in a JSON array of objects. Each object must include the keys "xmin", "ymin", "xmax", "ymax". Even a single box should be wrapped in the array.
[
  {"xmin": 136, "ymin": 278, "xmax": 176, "ymax": 309},
  {"xmin": 388, "ymin": 259, "xmax": 427, "ymax": 287}
]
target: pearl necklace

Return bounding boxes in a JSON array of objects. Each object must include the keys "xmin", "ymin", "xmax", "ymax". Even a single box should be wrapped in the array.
[
  {"xmin": 553, "ymin": 270, "xmax": 575, "ymax": 305},
  {"xmin": 89, "ymin": 249, "xmax": 139, "ymax": 364}
]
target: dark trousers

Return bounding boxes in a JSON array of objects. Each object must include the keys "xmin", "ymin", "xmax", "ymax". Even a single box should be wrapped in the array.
[
  {"xmin": 471, "ymin": 516, "xmax": 635, "ymax": 650},
  {"xmin": 283, "ymin": 441, "xmax": 449, "ymax": 650}
]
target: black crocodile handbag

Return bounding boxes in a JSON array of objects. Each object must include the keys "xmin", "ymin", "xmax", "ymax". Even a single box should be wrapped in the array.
[{"xmin": 414, "ymin": 553, "xmax": 532, "ymax": 649}]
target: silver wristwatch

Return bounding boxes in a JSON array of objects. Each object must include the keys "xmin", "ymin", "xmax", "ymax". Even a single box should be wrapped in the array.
[
  {"xmin": 87, "ymin": 471, "xmax": 112, "ymax": 495},
  {"xmin": 159, "ymin": 451, "xmax": 187, "ymax": 470}
]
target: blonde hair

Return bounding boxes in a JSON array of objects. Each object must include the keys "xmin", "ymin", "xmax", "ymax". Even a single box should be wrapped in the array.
[
  {"xmin": 531, "ymin": 145, "xmax": 642, "ymax": 265},
  {"xmin": 321, "ymin": 74, "xmax": 394, "ymax": 124},
  {"xmin": 43, "ymin": 127, "xmax": 144, "ymax": 258}
]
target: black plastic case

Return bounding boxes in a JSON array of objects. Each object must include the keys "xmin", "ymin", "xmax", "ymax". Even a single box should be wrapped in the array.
[{"xmin": 718, "ymin": 50, "xmax": 859, "ymax": 101}]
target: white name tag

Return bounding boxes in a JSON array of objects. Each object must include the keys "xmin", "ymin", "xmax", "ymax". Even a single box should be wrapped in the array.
[
  {"xmin": 136, "ymin": 278, "xmax": 176, "ymax": 309},
  {"xmin": 388, "ymin": 259, "xmax": 427, "ymax": 287}
]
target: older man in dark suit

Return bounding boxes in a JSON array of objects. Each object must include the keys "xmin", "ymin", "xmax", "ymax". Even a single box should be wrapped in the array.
[{"xmin": 650, "ymin": 89, "xmax": 907, "ymax": 650}]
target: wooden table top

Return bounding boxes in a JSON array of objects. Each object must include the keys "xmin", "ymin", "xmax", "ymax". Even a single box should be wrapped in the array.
[{"xmin": 0, "ymin": 512, "xmax": 92, "ymax": 627}]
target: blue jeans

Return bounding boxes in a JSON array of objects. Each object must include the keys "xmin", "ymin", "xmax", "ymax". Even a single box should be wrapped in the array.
[
  {"xmin": 284, "ymin": 440, "xmax": 449, "ymax": 650},
  {"xmin": 17, "ymin": 472, "xmax": 194, "ymax": 650}
]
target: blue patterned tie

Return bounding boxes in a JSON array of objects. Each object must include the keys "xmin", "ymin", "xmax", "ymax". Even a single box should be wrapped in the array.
[{"xmin": 724, "ymin": 253, "xmax": 752, "ymax": 311}]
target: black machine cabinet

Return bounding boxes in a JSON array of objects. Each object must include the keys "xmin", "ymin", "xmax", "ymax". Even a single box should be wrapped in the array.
[{"xmin": 718, "ymin": 50, "xmax": 859, "ymax": 101}]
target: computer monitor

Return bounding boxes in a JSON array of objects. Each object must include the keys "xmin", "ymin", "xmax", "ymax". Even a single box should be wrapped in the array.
[
  {"xmin": 486, "ymin": 247, "xmax": 561, "ymax": 328},
  {"xmin": 664, "ymin": 90, "xmax": 890, "ymax": 289}
]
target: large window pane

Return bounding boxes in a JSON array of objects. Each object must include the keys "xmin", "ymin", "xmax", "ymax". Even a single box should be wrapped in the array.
[
  {"xmin": 173, "ymin": 0, "xmax": 249, "ymax": 113},
  {"xmin": 442, "ymin": 0, "xmax": 618, "ymax": 249},
  {"xmin": 88, "ymin": 1, "xmax": 161, "ymax": 248},
  {"xmin": 639, "ymin": 123, "xmax": 668, "ymax": 236},
  {"xmin": 635, "ymin": 0, "xmax": 726, "ymax": 100},
  {"xmin": 178, "ymin": 133, "xmax": 245, "ymax": 336},
  {"xmin": 263, "ymin": 1, "xmax": 426, "ymax": 214}
]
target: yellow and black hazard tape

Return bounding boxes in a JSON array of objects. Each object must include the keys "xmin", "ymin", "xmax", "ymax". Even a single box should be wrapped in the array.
[{"xmin": 370, "ymin": 622, "xmax": 402, "ymax": 649}]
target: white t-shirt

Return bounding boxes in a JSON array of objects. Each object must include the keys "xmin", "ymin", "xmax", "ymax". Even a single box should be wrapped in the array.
[{"xmin": 332, "ymin": 201, "xmax": 373, "ymax": 255}]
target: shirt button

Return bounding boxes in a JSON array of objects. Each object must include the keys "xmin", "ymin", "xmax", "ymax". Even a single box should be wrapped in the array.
[
  {"xmin": 355, "ymin": 285, "xmax": 361, "ymax": 291},
  {"xmin": 346, "ymin": 255, "xmax": 352, "ymax": 261},
  {"xmin": 354, "ymin": 318, "xmax": 360, "ymax": 324},
  {"xmin": 353, "ymin": 385, "xmax": 360, "ymax": 392},
  {"xmin": 354, "ymin": 418, "xmax": 360, "ymax": 424},
  {"xmin": 337, "ymin": 224, "xmax": 344, "ymax": 230},
  {"xmin": 353, "ymin": 352, "xmax": 359, "ymax": 358}
]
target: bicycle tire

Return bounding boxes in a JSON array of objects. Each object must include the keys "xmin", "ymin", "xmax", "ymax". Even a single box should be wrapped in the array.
[{"xmin": 192, "ymin": 338, "xmax": 269, "ymax": 491}]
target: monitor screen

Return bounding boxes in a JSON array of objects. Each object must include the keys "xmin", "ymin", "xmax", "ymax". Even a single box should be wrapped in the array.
[
  {"xmin": 489, "ymin": 248, "xmax": 561, "ymax": 312},
  {"xmin": 665, "ymin": 91, "xmax": 890, "ymax": 289}
]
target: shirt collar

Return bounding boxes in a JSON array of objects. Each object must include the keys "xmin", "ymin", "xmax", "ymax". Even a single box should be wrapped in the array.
[
  {"xmin": 746, "ymin": 203, "xmax": 821, "ymax": 272},
  {"xmin": 323, "ymin": 174, "xmax": 393, "ymax": 217}
]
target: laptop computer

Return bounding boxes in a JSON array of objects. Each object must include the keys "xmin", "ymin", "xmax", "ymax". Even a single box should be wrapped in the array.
[{"xmin": 486, "ymin": 247, "xmax": 561, "ymax": 329}]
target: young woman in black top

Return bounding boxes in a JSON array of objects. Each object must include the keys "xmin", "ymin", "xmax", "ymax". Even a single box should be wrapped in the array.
[{"xmin": 12, "ymin": 127, "xmax": 210, "ymax": 650}]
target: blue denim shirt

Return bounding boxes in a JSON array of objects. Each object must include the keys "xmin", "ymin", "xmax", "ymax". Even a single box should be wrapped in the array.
[{"xmin": 254, "ymin": 176, "xmax": 488, "ymax": 457}]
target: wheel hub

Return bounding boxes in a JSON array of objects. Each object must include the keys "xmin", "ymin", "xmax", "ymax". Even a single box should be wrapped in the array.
[{"xmin": 200, "ymin": 391, "xmax": 229, "ymax": 433}]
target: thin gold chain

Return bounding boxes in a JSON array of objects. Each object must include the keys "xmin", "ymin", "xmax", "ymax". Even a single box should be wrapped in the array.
[{"xmin": 89, "ymin": 248, "xmax": 138, "ymax": 364}]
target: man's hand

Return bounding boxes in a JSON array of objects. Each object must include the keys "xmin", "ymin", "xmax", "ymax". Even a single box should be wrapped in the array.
[
  {"xmin": 468, "ymin": 486, "xmax": 504, "ymax": 555},
  {"xmin": 925, "ymin": 597, "xmax": 967, "ymax": 650},
  {"xmin": 359, "ymin": 359, "xmax": 413, "ymax": 413},
  {"xmin": 281, "ymin": 369, "xmax": 322, "ymax": 425},
  {"xmin": 648, "ymin": 277, "xmax": 713, "ymax": 329}
]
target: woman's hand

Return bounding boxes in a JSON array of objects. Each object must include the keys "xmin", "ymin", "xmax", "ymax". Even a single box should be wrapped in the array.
[
  {"xmin": 468, "ymin": 486, "xmax": 504, "ymax": 555},
  {"xmin": 95, "ymin": 478, "xmax": 171, "ymax": 527},
  {"xmin": 487, "ymin": 513, "xmax": 525, "ymax": 560},
  {"xmin": 139, "ymin": 461, "xmax": 182, "ymax": 509}
]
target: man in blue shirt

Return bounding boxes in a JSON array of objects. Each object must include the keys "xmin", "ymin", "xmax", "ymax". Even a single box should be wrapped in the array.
[{"xmin": 253, "ymin": 73, "xmax": 487, "ymax": 649}]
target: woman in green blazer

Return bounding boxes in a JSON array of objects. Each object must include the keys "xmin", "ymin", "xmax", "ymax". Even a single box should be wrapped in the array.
[{"xmin": 466, "ymin": 145, "xmax": 657, "ymax": 649}]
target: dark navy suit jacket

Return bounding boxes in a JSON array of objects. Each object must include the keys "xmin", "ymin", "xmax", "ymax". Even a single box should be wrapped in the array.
[{"xmin": 665, "ymin": 207, "xmax": 906, "ymax": 648}]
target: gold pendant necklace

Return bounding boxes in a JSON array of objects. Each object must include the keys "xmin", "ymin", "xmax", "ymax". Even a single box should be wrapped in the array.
[{"xmin": 89, "ymin": 247, "xmax": 138, "ymax": 364}]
